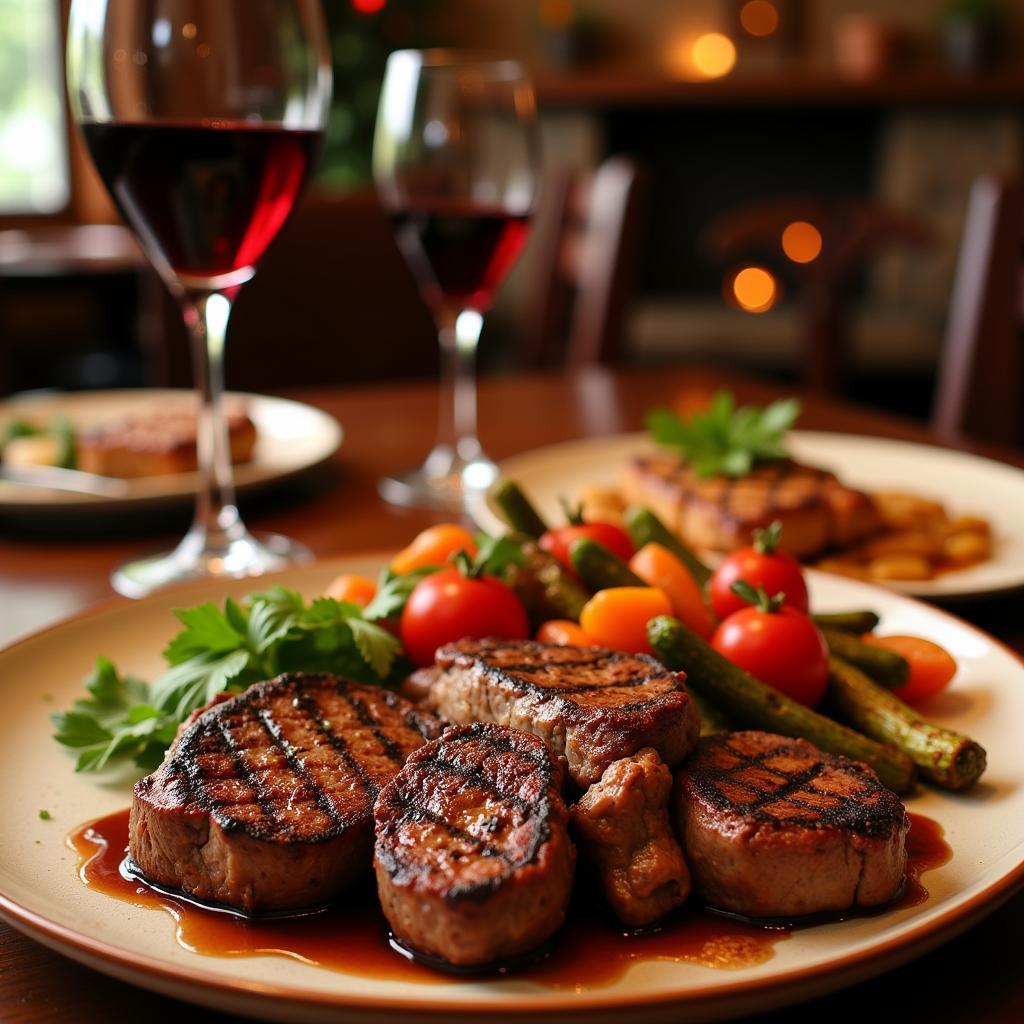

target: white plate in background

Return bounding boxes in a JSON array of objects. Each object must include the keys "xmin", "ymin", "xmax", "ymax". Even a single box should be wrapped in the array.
[
  {"xmin": 471, "ymin": 430, "xmax": 1024, "ymax": 600},
  {"xmin": 0, "ymin": 388, "xmax": 342, "ymax": 514}
]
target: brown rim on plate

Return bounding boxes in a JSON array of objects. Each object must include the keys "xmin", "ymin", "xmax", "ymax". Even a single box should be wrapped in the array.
[{"xmin": 1, "ymin": 565, "xmax": 1023, "ymax": 1019}]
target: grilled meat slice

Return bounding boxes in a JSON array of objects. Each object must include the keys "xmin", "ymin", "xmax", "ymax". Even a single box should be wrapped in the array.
[
  {"xmin": 571, "ymin": 748, "xmax": 690, "ymax": 927},
  {"xmin": 374, "ymin": 723, "xmax": 575, "ymax": 967},
  {"xmin": 621, "ymin": 453, "xmax": 881, "ymax": 559},
  {"xmin": 676, "ymin": 731, "xmax": 909, "ymax": 918},
  {"xmin": 130, "ymin": 672, "xmax": 441, "ymax": 913},
  {"xmin": 430, "ymin": 638, "xmax": 700, "ymax": 787}
]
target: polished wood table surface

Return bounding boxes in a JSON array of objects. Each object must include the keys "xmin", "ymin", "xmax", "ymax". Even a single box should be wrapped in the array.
[{"xmin": 1, "ymin": 366, "xmax": 1022, "ymax": 1023}]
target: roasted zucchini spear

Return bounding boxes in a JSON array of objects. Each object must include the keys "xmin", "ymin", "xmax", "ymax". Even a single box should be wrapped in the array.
[{"xmin": 827, "ymin": 656, "xmax": 986, "ymax": 791}]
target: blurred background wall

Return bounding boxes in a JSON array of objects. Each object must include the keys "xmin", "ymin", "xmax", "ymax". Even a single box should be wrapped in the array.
[{"xmin": 2, "ymin": 0, "xmax": 1023, "ymax": 421}]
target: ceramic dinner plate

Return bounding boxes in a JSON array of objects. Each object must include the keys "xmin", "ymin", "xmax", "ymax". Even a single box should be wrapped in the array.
[
  {"xmin": 1, "ymin": 558, "xmax": 1023, "ymax": 1023},
  {"xmin": 470, "ymin": 430, "xmax": 1024, "ymax": 601},
  {"xmin": 0, "ymin": 389, "xmax": 342, "ymax": 515}
]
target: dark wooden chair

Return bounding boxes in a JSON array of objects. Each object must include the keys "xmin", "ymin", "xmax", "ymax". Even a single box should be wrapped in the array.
[
  {"xmin": 703, "ymin": 197, "xmax": 932, "ymax": 394},
  {"xmin": 518, "ymin": 156, "xmax": 648, "ymax": 369},
  {"xmin": 152, "ymin": 160, "xmax": 647, "ymax": 389},
  {"xmin": 153, "ymin": 188, "xmax": 440, "ymax": 391},
  {"xmin": 932, "ymin": 175, "xmax": 1024, "ymax": 449}
]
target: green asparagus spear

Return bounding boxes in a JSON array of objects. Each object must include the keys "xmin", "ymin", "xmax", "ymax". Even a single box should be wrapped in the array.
[
  {"xmin": 504, "ymin": 537, "xmax": 589, "ymax": 623},
  {"xmin": 812, "ymin": 610, "xmax": 881, "ymax": 633},
  {"xmin": 827, "ymin": 656, "xmax": 986, "ymax": 791},
  {"xmin": 491, "ymin": 480, "xmax": 549, "ymax": 538},
  {"xmin": 820, "ymin": 627, "xmax": 909, "ymax": 688},
  {"xmin": 647, "ymin": 615, "xmax": 917, "ymax": 793},
  {"xmin": 568, "ymin": 537, "xmax": 646, "ymax": 590},
  {"xmin": 624, "ymin": 506, "xmax": 713, "ymax": 587}
]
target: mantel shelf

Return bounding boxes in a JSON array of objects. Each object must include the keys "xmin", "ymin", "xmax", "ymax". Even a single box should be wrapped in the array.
[{"xmin": 536, "ymin": 68, "xmax": 1024, "ymax": 108}]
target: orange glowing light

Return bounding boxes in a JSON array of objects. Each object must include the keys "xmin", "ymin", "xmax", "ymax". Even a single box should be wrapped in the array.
[
  {"xmin": 691, "ymin": 33, "xmax": 737, "ymax": 79},
  {"xmin": 540, "ymin": 0, "xmax": 575, "ymax": 30},
  {"xmin": 740, "ymin": 1, "xmax": 780, "ymax": 38},
  {"xmin": 731, "ymin": 266, "xmax": 778, "ymax": 313},
  {"xmin": 351, "ymin": 0, "xmax": 386, "ymax": 14},
  {"xmin": 781, "ymin": 221, "xmax": 823, "ymax": 264}
]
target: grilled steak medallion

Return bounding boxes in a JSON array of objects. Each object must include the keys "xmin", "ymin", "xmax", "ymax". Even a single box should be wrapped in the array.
[
  {"xmin": 677, "ymin": 731, "xmax": 909, "ymax": 918},
  {"xmin": 571, "ymin": 748, "xmax": 691, "ymax": 927},
  {"xmin": 430, "ymin": 639, "xmax": 700, "ymax": 787},
  {"xmin": 130, "ymin": 673, "xmax": 441, "ymax": 913},
  {"xmin": 374, "ymin": 723, "xmax": 575, "ymax": 967},
  {"xmin": 621, "ymin": 453, "xmax": 881, "ymax": 559}
]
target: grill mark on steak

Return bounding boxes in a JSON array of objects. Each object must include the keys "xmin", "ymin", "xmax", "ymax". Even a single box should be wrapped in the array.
[
  {"xmin": 340, "ymin": 687, "xmax": 406, "ymax": 766},
  {"xmin": 375, "ymin": 723, "xmax": 557, "ymax": 896},
  {"xmin": 255, "ymin": 706, "xmax": 346, "ymax": 830},
  {"xmin": 685, "ymin": 733, "xmax": 899, "ymax": 836},
  {"xmin": 291, "ymin": 687, "xmax": 379, "ymax": 801}
]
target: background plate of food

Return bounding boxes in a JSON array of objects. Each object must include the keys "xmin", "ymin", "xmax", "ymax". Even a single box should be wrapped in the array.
[
  {"xmin": 0, "ymin": 551, "xmax": 1022, "ymax": 1024},
  {"xmin": 471, "ymin": 412, "xmax": 1024, "ymax": 601},
  {"xmin": 0, "ymin": 388, "xmax": 342, "ymax": 515}
]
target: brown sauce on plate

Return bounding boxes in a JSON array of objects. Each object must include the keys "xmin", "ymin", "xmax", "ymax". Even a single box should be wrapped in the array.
[{"xmin": 68, "ymin": 809, "xmax": 950, "ymax": 987}]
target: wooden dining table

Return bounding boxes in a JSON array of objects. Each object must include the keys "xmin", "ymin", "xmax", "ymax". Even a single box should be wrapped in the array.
[{"xmin": 1, "ymin": 365, "xmax": 1022, "ymax": 1023}]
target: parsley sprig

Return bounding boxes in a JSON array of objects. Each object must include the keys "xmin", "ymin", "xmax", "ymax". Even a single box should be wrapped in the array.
[
  {"xmin": 647, "ymin": 390, "xmax": 801, "ymax": 478},
  {"xmin": 52, "ymin": 585, "xmax": 404, "ymax": 774}
]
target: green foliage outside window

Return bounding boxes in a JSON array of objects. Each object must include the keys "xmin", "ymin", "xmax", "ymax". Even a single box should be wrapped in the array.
[
  {"xmin": 318, "ymin": 0, "xmax": 438, "ymax": 189},
  {"xmin": 0, "ymin": 0, "xmax": 69, "ymax": 213}
]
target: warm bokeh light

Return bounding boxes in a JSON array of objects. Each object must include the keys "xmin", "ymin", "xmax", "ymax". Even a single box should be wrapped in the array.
[
  {"xmin": 740, "ymin": 1, "xmax": 780, "ymax": 38},
  {"xmin": 691, "ymin": 33, "xmax": 737, "ymax": 79},
  {"xmin": 351, "ymin": 0, "xmax": 387, "ymax": 14},
  {"xmin": 781, "ymin": 221, "xmax": 823, "ymax": 264},
  {"xmin": 540, "ymin": 0, "xmax": 575, "ymax": 30},
  {"xmin": 731, "ymin": 266, "xmax": 778, "ymax": 313}
]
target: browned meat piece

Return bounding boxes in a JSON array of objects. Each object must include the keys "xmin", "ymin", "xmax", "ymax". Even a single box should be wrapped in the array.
[
  {"xmin": 77, "ymin": 407, "xmax": 257, "ymax": 478},
  {"xmin": 571, "ymin": 748, "xmax": 690, "ymax": 927},
  {"xmin": 130, "ymin": 673, "xmax": 441, "ymax": 913},
  {"xmin": 620, "ymin": 454, "xmax": 881, "ymax": 559},
  {"xmin": 430, "ymin": 638, "xmax": 700, "ymax": 787},
  {"xmin": 399, "ymin": 666, "xmax": 440, "ymax": 705},
  {"xmin": 373, "ymin": 723, "xmax": 575, "ymax": 967},
  {"xmin": 676, "ymin": 731, "xmax": 909, "ymax": 918}
]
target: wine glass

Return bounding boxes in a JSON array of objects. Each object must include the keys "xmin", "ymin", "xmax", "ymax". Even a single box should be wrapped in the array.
[
  {"xmin": 66, "ymin": 0, "xmax": 332, "ymax": 597},
  {"xmin": 373, "ymin": 51, "xmax": 538, "ymax": 510}
]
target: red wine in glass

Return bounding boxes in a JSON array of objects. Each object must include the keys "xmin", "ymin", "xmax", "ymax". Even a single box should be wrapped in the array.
[
  {"xmin": 388, "ymin": 200, "xmax": 530, "ymax": 313},
  {"xmin": 82, "ymin": 120, "xmax": 322, "ymax": 288}
]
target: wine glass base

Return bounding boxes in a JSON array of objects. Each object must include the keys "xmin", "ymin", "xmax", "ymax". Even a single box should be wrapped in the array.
[
  {"xmin": 111, "ymin": 531, "xmax": 313, "ymax": 599},
  {"xmin": 379, "ymin": 449, "xmax": 499, "ymax": 511}
]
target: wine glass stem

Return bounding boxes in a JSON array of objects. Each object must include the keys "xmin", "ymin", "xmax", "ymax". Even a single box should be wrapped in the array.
[
  {"xmin": 437, "ymin": 308, "xmax": 484, "ymax": 462},
  {"xmin": 185, "ymin": 291, "xmax": 245, "ymax": 548}
]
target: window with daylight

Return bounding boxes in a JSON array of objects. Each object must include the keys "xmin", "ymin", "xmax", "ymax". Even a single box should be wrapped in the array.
[{"xmin": 0, "ymin": 0, "xmax": 69, "ymax": 214}]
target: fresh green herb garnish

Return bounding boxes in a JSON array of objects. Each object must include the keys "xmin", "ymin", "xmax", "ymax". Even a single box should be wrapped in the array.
[
  {"xmin": 647, "ymin": 390, "xmax": 801, "ymax": 478},
  {"xmin": 52, "ymin": 586, "xmax": 405, "ymax": 774},
  {"xmin": 38, "ymin": 809, "xmax": 51, "ymax": 820}
]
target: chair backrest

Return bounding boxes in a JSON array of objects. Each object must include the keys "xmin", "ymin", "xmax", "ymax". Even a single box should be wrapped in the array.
[
  {"xmin": 519, "ymin": 156, "xmax": 647, "ymax": 369},
  {"xmin": 932, "ymin": 175, "xmax": 1024, "ymax": 449}
]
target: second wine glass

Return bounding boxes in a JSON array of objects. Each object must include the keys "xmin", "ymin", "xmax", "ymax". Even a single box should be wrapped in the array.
[{"xmin": 373, "ymin": 51, "xmax": 538, "ymax": 510}]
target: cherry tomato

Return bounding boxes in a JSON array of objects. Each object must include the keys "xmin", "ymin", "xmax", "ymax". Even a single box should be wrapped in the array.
[
  {"xmin": 712, "ymin": 605, "xmax": 828, "ymax": 707},
  {"xmin": 400, "ymin": 568, "xmax": 529, "ymax": 667},
  {"xmin": 323, "ymin": 573, "xmax": 377, "ymax": 608},
  {"xmin": 710, "ymin": 522, "xmax": 809, "ymax": 619},
  {"xmin": 535, "ymin": 620, "xmax": 593, "ymax": 646},
  {"xmin": 390, "ymin": 524, "xmax": 477, "ymax": 576},
  {"xmin": 630, "ymin": 542, "xmax": 715, "ymax": 639},
  {"xmin": 579, "ymin": 587, "xmax": 674, "ymax": 654},
  {"xmin": 539, "ymin": 522, "xmax": 634, "ymax": 570},
  {"xmin": 861, "ymin": 635, "xmax": 957, "ymax": 704}
]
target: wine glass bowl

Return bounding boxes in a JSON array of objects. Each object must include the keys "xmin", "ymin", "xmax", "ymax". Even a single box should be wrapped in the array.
[
  {"xmin": 66, "ymin": 0, "xmax": 332, "ymax": 596},
  {"xmin": 373, "ymin": 50, "xmax": 538, "ymax": 510}
]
